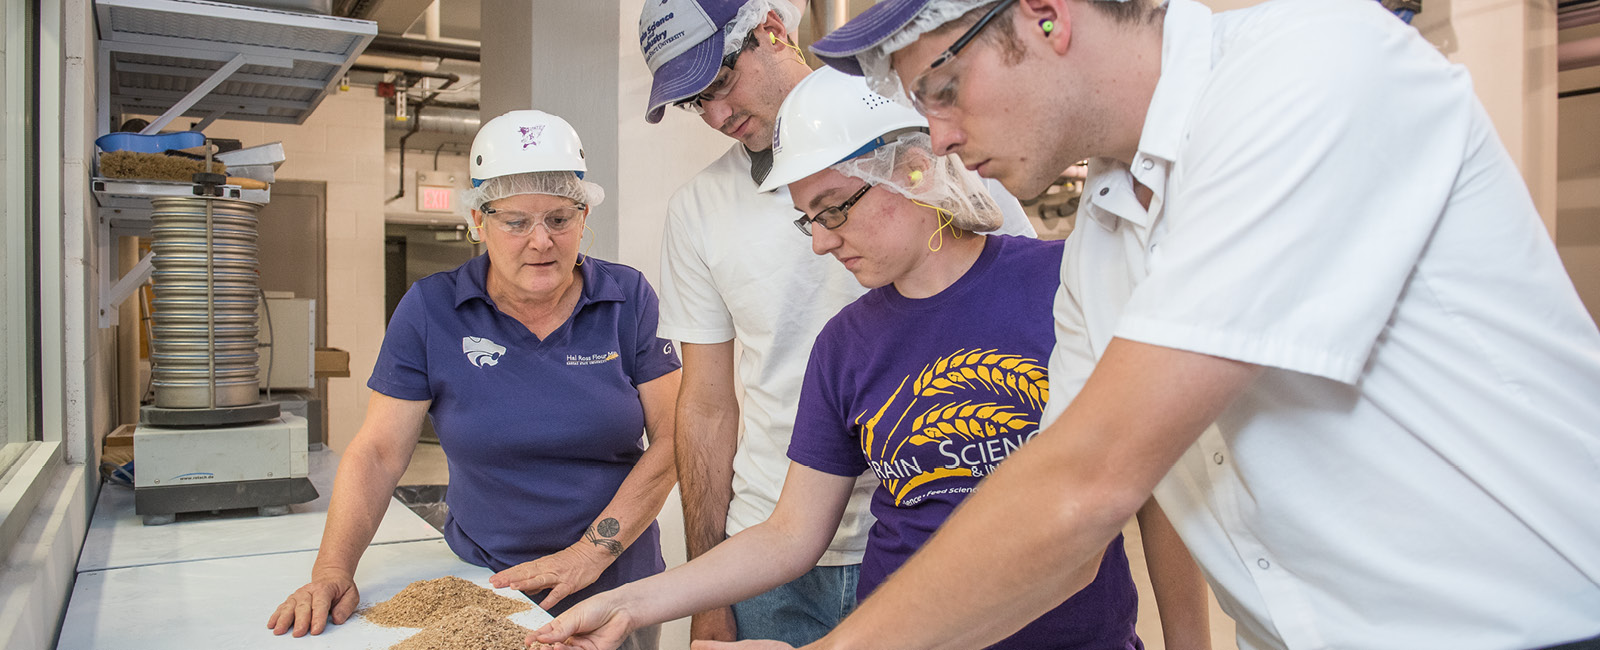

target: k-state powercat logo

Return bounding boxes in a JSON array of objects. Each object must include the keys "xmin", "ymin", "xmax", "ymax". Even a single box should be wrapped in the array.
[{"xmin": 462, "ymin": 336, "xmax": 507, "ymax": 368}]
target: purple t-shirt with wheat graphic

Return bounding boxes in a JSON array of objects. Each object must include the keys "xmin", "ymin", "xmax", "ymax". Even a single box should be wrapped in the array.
[{"xmin": 790, "ymin": 235, "xmax": 1141, "ymax": 650}]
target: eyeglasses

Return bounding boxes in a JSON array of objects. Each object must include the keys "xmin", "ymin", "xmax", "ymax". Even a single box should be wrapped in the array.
[
  {"xmin": 673, "ymin": 34, "xmax": 757, "ymax": 115},
  {"xmin": 480, "ymin": 203, "xmax": 587, "ymax": 237},
  {"xmin": 907, "ymin": 0, "xmax": 1019, "ymax": 118},
  {"xmin": 794, "ymin": 184, "xmax": 872, "ymax": 236}
]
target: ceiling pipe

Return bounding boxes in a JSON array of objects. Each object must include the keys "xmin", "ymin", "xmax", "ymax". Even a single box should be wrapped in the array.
[
  {"xmin": 1560, "ymin": 2, "xmax": 1600, "ymax": 29},
  {"xmin": 355, "ymin": 53, "xmax": 441, "ymax": 71},
  {"xmin": 365, "ymin": 34, "xmax": 480, "ymax": 62},
  {"xmin": 1559, "ymin": 35, "xmax": 1600, "ymax": 71},
  {"xmin": 385, "ymin": 108, "xmax": 479, "ymax": 135},
  {"xmin": 350, "ymin": 63, "xmax": 460, "ymax": 85}
]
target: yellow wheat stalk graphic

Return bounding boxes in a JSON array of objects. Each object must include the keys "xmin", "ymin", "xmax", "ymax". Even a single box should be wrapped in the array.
[
  {"xmin": 885, "ymin": 400, "xmax": 1036, "ymax": 504},
  {"xmin": 912, "ymin": 349, "xmax": 1049, "ymax": 411}
]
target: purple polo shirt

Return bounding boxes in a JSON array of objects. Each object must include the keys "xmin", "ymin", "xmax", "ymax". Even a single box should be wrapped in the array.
[{"xmin": 369, "ymin": 254, "xmax": 680, "ymax": 613}]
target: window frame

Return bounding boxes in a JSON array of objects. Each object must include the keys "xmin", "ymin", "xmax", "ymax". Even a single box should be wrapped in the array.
[{"xmin": 0, "ymin": 0, "xmax": 65, "ymax": 561}]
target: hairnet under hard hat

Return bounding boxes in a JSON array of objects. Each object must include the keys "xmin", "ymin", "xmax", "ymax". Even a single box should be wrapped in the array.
[
  {"xmin": 461, "ymin": 109, "xmax": 606, "ymax": 215},
  {"xmin": 856, "ymin": 0, "xmax": 995, "ymax": 101},
  {"xmin": 831, "ymin": 131, "xmax": 1001, "ymax": 232},
  {"xmin": 458, "ymin": 171, "xmax": 606, "ymax": 217},
  {"xmin": 724, "ymin": 0, "xmax": 803, "ymax": 57}
]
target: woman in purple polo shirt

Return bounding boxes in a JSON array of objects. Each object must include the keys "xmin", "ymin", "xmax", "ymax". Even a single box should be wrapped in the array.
[
  {"xmin": 268, "ymin": 110, "xmax": 680, "ymax": 650},
  {"xmin": 530, "ymin": 70, "xmax": 1209, "ymax": 650}
]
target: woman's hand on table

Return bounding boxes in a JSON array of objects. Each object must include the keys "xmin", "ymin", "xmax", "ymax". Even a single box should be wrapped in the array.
[
  {"xmin": 491, "ymin": 542, "xmax": 613, "ymax": 611},
  {"xmin": 266, "ymin": 569, "xmax": 360, "ymax": 637}
]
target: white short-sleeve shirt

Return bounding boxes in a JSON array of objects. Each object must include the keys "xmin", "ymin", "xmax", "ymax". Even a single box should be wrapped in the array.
[
  {"xmin": 660, "ymin": 145, "xmax": 1036, "ymax": 564},
  {"xmin": 1039, "ymin": 0, "xmax": 1600, "ymax": 648}
]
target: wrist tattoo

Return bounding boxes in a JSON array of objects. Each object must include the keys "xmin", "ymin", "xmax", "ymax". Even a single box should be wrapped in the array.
[{"xmin": 585, "ymin": 518, "xmax": 624, "ymax": 556}]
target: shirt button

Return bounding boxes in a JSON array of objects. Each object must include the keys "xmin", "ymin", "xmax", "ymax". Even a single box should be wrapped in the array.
[
  {"xmin": 1141, "ymin": 159, "xmax": 1154, "ymax": 170},
  {"xmin": 1098, "ymin": 187, "xmax": 1109, "ymax": 196},
  {"xmin": 1213, "ymin": 452, "xmax": 1225, "ymax": 465},
  {"xmin": 1258, "ymin": 558, "xmax": 1271, "ymax": 570}
]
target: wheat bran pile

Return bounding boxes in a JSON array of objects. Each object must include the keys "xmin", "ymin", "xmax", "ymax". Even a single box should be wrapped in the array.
[
  {"xmin": 99, "ymin": 151, "xmax": 226, "ymax": 181},
  {"xmin": 361, "ymin": 576, "xmax": 532, "ymax": 628},
  {"xmin": 390, "ymin": 606, "xmax": 543, "ymax": 650}
]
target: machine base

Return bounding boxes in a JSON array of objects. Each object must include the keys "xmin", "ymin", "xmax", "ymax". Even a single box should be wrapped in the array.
[
  {"xmin": 134, "ymin": 476, "xmax": 318, "ymax": 524},
  {"xmin": 140, "ymin": 401, "xmax": 282, "ymax": 427}
]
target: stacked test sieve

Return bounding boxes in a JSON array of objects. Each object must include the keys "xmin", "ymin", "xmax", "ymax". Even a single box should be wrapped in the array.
[{"xmin": 148, "ymin": 197, "xmax": 263, "ymax": 409}]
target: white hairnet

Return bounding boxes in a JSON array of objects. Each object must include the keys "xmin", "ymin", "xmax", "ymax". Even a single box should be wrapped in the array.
[
  {"xmin": 724, "ymin": 0, "xmax": 804, "ymax": 57},
  {"xmin": 831, "ymin": 131, "xmax": 1001, "ymax": 232},
  {"xmin": 857, "ymin": 0, "xmax": 994, "ymax": 101},
  {"xmin": 458, "ymin": 171, "xmax": 606, "ymax": 216}
]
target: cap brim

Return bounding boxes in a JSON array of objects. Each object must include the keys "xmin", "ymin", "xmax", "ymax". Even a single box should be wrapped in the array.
[
  {"xmin": 809, "ymin": 0, "xmax": 929, "ymax": 76},
  {"xmin": 645, "ymin": 27, "xmax": 726, "ymax": 124}
]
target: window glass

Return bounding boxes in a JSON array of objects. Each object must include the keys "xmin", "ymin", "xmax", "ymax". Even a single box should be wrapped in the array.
[{"xmin": 0, "ymin": 0, "xmax": 41, "ymax": 478}]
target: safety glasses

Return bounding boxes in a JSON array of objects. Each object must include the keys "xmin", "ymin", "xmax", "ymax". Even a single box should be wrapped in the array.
[
  {"xmin": 907, "ymin": 0, "xmax": 1019, "ymax": 118},
  {"xmin": 794, "ymin": 183, "xmax": 873, "ymax": 236},
  {"xmin": 673, "ymin": 33, "xmax": 759, "ymax": 115},
  {"xmin": 480, "ymin": 203, "xmax": 587, "ymax": 237}
]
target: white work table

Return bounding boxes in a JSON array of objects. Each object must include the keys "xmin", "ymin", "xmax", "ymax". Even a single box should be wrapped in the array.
[
  {"xmin": 78, "ymin": 449, "xmax": 441, "ymax": 571},
  {"xmin": 58, "ymin": 449, "xmax": 552, "ymax": 649},
  {"xmin": 59, "ymin": 539, "xmax": 553, "ymax": 649}
]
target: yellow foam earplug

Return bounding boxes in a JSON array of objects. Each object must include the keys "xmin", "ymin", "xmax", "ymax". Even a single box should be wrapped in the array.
[{"xmin": 909, "ymin": 169, "xmax": 924, "ymax": 185}]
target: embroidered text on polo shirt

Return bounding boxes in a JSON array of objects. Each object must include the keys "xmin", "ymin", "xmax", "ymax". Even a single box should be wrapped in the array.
[{"xmin": 567, "ymin": 350, "xmax": 621, "ymax": 366}]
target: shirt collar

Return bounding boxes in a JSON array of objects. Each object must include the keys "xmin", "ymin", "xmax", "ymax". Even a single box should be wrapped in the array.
[
  {"xmin": 452, "ymin": 253, "xmax": 627, "ymax": 309},
  {"xmin": 1082, "ymin": 0, "xmax": 1213, "ymax": 234},
  {"xmin": 1137, "ymin": 0, "xmax": 1214, "ymax": 166}
]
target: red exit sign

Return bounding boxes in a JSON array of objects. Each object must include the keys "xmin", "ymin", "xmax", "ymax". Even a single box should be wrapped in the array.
[{"xmin": 418, "ymin": 185, "xmax": 454, "ymax": 213}]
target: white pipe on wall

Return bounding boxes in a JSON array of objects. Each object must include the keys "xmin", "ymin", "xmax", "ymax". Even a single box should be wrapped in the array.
[{"xmin": 825, "ymin": 0, "xmax": 847, "ymax": 32}]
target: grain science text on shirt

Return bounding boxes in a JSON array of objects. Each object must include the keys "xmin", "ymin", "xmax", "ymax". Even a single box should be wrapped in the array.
[
  {"xmin": 938, "ymin": 428, "xmax": 1039, "ymax": 477},
  {"xmin": 868, "ymin": 427, "xmax": 1039, "ymax": 482}
]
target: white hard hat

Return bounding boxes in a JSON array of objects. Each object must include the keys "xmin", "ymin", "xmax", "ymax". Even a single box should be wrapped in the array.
[
  {"xmin": 758, "ymin": 67, "xmax": 927, "ymax": 193},
  {"xmin": 470, "ymin": 110, "xmax": 587, "ymax": 185}
]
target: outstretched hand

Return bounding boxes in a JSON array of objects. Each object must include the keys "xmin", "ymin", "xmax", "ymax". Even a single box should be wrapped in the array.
[
  {"xmin": 522, "ymin": 594, "xmax": 636, "ymax": 650},
  {"xmin": 492, "ymin": 543, "xmax": 612, "ymax": 611}
]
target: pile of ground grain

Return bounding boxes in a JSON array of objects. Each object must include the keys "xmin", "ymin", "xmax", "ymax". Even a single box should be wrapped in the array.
[
  {"xmin": 361, "ymin": 576, "xmax": 532, "ymax": 628},
  {"xmin": 391, "ymin": 606, "xmax": 544, "ymax": 650},
  {"xmin": 99, "ymin": 151, "xmax": 226, "ymax": 182}
]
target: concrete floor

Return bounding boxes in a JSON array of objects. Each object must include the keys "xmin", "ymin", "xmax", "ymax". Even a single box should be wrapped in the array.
[{"xmin": 397, "ymin": 444, "xmax": 1239, "ymax": 650}]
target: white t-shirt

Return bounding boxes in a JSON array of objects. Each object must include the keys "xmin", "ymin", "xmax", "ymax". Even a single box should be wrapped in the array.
[
  {"xmin": 1042, "ymin": 0, "xmax": 1600, "ymax": 647},
  {"xmin": 659, "ymin": 145, "xmax": 1036, "ymax": 565},
  {"xmin": 1043, "ymin": 0, "xmax": 1600, "ymax": 648}
]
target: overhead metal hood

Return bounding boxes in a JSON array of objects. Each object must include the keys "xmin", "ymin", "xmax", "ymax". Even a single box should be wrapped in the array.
[{"xmin": 97, "ymin": 0, "xmax": 377, "ymax": 127}]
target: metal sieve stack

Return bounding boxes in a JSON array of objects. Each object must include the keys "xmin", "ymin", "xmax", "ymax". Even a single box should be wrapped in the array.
[{"xmin": 148, "ymin": 196, "xmax": 263, "ymax": 409}]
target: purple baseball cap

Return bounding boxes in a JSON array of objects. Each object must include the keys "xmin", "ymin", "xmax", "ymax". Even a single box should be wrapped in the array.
[
  {"xmin": 808, "ymin": 0, "xmax": 930, "ymax": 76},
  {"xmin": 638, "ymin": 0, "xmax": 746, "ymax": 124}
]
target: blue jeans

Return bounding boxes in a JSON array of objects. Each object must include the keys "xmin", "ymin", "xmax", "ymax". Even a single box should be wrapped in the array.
[{"xmin": 732, "ymin": 564, "xmax": 859, "ymax": 646}]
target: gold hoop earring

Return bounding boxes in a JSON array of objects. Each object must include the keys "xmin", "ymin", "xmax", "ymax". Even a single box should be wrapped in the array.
[{"xmin": 575, "ymin": 223, "xmax": 596, "ymax": 266}]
